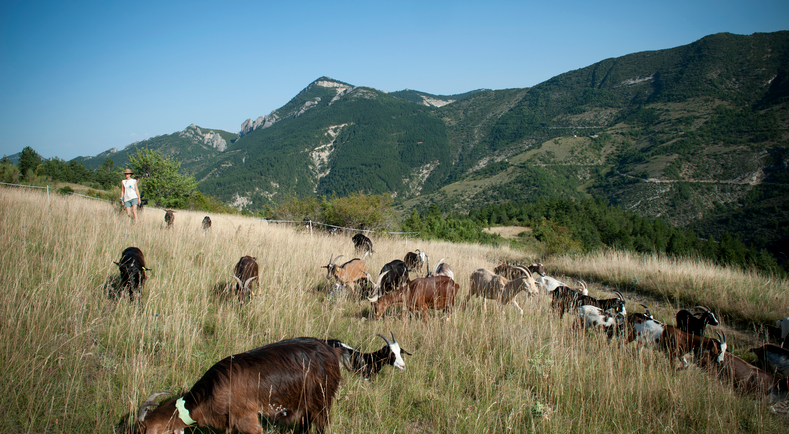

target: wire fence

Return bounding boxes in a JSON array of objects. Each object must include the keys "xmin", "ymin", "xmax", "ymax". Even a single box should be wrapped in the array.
[{"xmin": 1, "ymin": 181, "xmax": 420, "ymax": 238}]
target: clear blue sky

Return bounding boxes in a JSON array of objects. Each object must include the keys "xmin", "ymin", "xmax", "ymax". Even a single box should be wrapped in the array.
[{"xmin": 1, "ymin": 0, "xmax": 787, "ymax": 161}]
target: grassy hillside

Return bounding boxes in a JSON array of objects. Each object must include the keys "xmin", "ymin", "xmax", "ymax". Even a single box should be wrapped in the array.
[{"xmin": 1, "ymin": 187, "xmax": 787, "ymax": 433}]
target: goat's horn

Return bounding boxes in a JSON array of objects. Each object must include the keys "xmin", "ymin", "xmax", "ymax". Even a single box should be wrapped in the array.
[
  {"xmin": 435, "ymin": 257, "xmax": 447, "ymax": 274},
  {"xmin": 332, "ymin": 255, "xmax": 344, "ymax": 265},
  {"xmin": 375, "ymin": 270, "xmax": 389, "ymax": 287},
  {"xmin": 717, "ymin": 330, "xmax": 727, "ymax": 344},
  {"xmin": 137, "ymin": 391, "xmax": 171, "ymax": 422},
  {"xmin": 691, "ymin": 305, "xmax": 710, "ymax": 312},
  {"xmin": 367, "ymin": 293, "xmax": 380, "ymax": 303},
  {"xmin": 390, "ymin": 331, "xmax": 398, "ymax": 344},
  {"xmin": 513, "ymin": 266, "xmax": 532, "ymax": 277},
  {"xmin": 614, "ymin": 291, "xmax": 625, "ymax": 300},
  {"xmin": 244, "ymin": 276, "xmax": 257, "ymax": 288},
  {"xmin": 377, "ymin": 333, "xmax": 392, "ymax": 346},
  {"xmin": 232, "ymin": 275, "xmax": 243, "ymax": 287}
]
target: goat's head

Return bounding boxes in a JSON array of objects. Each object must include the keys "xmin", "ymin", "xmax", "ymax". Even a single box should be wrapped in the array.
[
  {"xmin": 711, "ymin": 330, "xmax": 728, "ymax": 363},
  {"xmin": 529, "ymin": 262, "xmax": 546, "ymax": 277},
  {"xmin": 377, "ymin": 332, "xmax": 411, "ymax": 371},
  {"xmin": 136, "ymin": 391, "xmax": 181, "ymax": 434},
  {"xmin": 322, "ymin": 254, "xmax": 343, "ymax": 279},
  {"xmin": 232, "ymin": 275, "xmax": 258, "ymax": 305},
  {"xmin": 578, "ymin": 280, "xmax": 588, "ymax": 296},
  {"xmin": 691, "ymin": 305, "xmax": 720, "ymax": 326}
]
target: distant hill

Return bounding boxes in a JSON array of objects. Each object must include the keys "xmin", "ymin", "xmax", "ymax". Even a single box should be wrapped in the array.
[{"xmin": 68, "ymin": 31, "xmax": 789, "ymax": 257}]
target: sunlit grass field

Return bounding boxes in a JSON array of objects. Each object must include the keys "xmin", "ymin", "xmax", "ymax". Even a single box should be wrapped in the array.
[{"xmin": 1, "ymin": 187, "xmax": 786, "ymax": 433}]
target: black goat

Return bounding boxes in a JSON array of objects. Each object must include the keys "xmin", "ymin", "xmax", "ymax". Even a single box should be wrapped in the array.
[
  {"xmin": 325, "ymin": 332, "xmax": 412, "ymax": 379},
  {"xmin": 750, "ymin": 344, "xmax": 789, "ymax": 378},
  {"xmin": 113, "ymin": 247, "xmax": 148, "ymax": 302},
  {"xmin": 137, "ymin": 337, "xmax": 343, "ymax": 434},
  {"xmin": 551, "ymin": 285, "xmax": 584, "ymax": 318},
  {"xmin": 403, "ymin": 249, "xmax": 426, "ymax": 274},
  {"xmin": 374, "ymin": 259, "xmax": 410, "ymax": 296},
  {"xmin": 352, "ymin": 233, "xmax": 373, "ymax": 255},
  {"xmin": 676, "ymin": 305, "xmax": 720, "ymax": 336},
  {"xmin": 201, "ymin": 216, "xmax": 211, "ymax": 232},
  {"xmin": 577, "ymin": 291, "xmax": 627, "ymax": 316}
]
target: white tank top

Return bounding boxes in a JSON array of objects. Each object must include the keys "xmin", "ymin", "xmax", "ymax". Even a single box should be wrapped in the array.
[{"xmin": 122, "ymin": 179, "xmax": 139, "ymax": 202}]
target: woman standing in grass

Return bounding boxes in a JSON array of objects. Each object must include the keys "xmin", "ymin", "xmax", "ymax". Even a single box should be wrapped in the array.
[{"xmin": 120, "ymin": 168, "xmax": 141, "ymax": 224}]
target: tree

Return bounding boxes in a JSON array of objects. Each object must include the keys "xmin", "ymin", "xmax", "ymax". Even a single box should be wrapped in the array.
[
  {"xmin": 128, "ymin": 148, "xmax": 197, "ymax": 208},
  {"xmin": 18, "ymin": 146, "xmax": 42, "ymax": 181}
]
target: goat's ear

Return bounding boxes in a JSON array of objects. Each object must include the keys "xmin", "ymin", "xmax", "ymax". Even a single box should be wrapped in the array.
[
  {"xmin": 113, "ymin": 261, "xmax": 120, "ymax": 266},
  {"xmin": 401, "ymin": 348, "xmax": 413, "ymax": 356}
]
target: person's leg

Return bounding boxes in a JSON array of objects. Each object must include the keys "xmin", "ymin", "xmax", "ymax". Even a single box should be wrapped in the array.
[{"xmin": 131, "ymin": 204, "xmax": 138, "ymax": 224}]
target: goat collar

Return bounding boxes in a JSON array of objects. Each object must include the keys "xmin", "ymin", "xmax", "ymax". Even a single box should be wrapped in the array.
[{"xmin": 175, "ymin": 397, "xmax": 197, "ymax": 426}]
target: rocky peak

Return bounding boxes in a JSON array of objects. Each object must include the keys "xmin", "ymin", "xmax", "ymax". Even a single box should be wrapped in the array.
[{"xmin": 180, "ymin": 124, "xmax": 227, "ymax": 151}]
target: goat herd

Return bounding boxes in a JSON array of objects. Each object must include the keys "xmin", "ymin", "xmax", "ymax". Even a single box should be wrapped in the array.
[{"xmin": 114, "ymin": 230, "xmax": 789, "ymax": 433}]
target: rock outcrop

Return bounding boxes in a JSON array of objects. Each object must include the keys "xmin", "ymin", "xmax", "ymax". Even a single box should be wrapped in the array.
[{"xmin": 180, "ymin": 124, "xmax": 227, "ymax": 151}]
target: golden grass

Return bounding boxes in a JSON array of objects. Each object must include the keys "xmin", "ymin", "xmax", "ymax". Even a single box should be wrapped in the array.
[{"xmin": 0, "ymin": 187, "xmax": 786, "ymax": 433}]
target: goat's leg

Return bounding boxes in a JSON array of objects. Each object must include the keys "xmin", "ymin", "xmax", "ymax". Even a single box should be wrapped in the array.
[
  {"xmin": 232, "ymin": 414, "xmax": 264, "ymax": 434},
  {"xmin": 511, "ymin": 299, "xmax": 524, "ymax": 315}
]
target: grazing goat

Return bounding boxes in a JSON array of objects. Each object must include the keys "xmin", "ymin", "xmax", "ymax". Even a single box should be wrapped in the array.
[
  {"xmin": 550, "ymin": 282, "xmax": 598, "ymax": 318},
  {"xmin": 676, "ymin": 306, "xmax": 720, "ymax": 336},
  {"xmin": 233, "ymin": 256, "xmax": 259, "ymax": 305},
  {"xmin": 373, "ymin": 260, "xmax": 410, "ymax": 296},
  {"xmin": 113, "ymin": 247, "xmax": 148, "ymax": 302},
  {"xmin": 136, "ymin": 337, "xmax": 344, "ymax": 434},
  {"xmin": 659, "ymin": 325, "xmax": 727, "ymax": 369},
  {"xmin": 624, "ymin": 312, "xmax": 665, "ymax": 347},
  {"xmin": 201, "ymin": 216, "xmax": 212, "ymax": 232},
  {"xmin": 750, "ymin": 344, "xmax": 789, "ymax": 378},
  {"xmin": 495, "ymin": 262, "xmax": 546, "ymax": 279},
  {"xmin": 576, "ymin": 290, "xmax": 627, "ymax": 317},
  {"xmin": 699, "ymin": 351, "xmax": 789, "ymax": 403},
  {"xmin": 164, "ymin": 209, "xmax": 174, "ymax": 228},
  {"xmin": 325, "ymin": 332, "xmax": 412, "ymax": 379},
  {"xmin": 403, "ymin": 249, "xmax": 426, "ymax": 274},
  {"xmin": 322, "ymin": 253, "xmax": 369, "ymax": 294},
  {"xmin": 368, "ymin": 275, "xmax": 459, "ymax": 322},
  {"xmin": 577, "ymin": 305, "xmax": 625, "ymax": 338},
  {"xmin": 467, "ymin": 267, "xmax": 538, "ymax": 315},
  {"xmin": 352, "ymin": 233, "xmax": 373, "ymax": 256}
]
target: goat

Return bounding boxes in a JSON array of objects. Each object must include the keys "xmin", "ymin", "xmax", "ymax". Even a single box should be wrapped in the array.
[
  {"xmin": 698, "ymin": 351, "xmax": 789, "ymax": 403},
  {"xmin": 577, "ymin": 305, "xmax": 625, "ymax": 339},
  {"xmin": 676, "ymin": 305, "xmax": 720, "ymax": 336},
  {"xmin": 113, "ymin": 247, "xmax": 148, "ymax": 302},
  {"xmin": 749, "ymin": 344, "xmax": 789, "ymax": 378},
  {"xmin": 232, "ymin": 256, "xmax": 259, "ymax": 305},
  {"xmin": 164, "ymin": 209, "xmax": 174, "ymax": 228},
  {"xmin": 403, "ymin": 249, "xmax": 426, "ymax": 274},
  {"xmin": 373, "ymin": 260, "xmax": 410, "ymax": 296},
  {"xmin": 576, "ymin": 290, "xmax": 627, "ymax": 317},
  {"xmin": 550, "ymin": 282, "xmax": 596, "ymax": 318},
  {"xmin": 623, "ymin": 305, "xmax": 664, "ymax": 346},
  {"xmin": 325, "ymin": 332, "xmax": 412, "ymax": 379},
  {"xmin": 367, "ymin": 275, "xmax": 459, "ymax": 322},
  {"xmin": 467, "ymin": 267, "xmax": 538, "ymax": 315},
  {"xmin": 322, "ymin": 253, "xmax": 369, "ymax": 294},
  {"xmin": 658, "ymin": 325, "xmax": 727, "ymax": 369},
  {"xmin": 352, "ymin": 233, "xmax": 373, "ymax": 256},
  {"xmin": 201, "ymin": 216, "xmax": 212, "ymax": 232},
  {"xmin": 495, "ymin": 262, "xmax": 546, "ymax": 279},
  {"xmin": 536, "ymin": 275, "xmax": 586, "ymax": 294},
  {"xmin": 136, "ymin": 337, "xmax": 344, "ymax": 434}
]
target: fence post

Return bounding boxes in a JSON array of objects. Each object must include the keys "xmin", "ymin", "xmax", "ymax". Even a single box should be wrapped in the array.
[
  {"xmin": 309, "ymin": 220, "xmax": 313, "ymax": 238},
  {"xmin": 47, "ymin": 185, "xmax": 50, "ymax": 202}
]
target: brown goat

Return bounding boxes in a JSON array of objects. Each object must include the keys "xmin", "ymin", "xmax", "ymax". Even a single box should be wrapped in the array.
[
  {"xmin": 699, "ymin": 351, "xmax": 789, "ymax": 403},
  {"xmin": 136, "ymin": 337, "xmax": 344, "ymax": 434},
  {"xmin": 467, "ymin": 267, "xmax": 538, "ymax": 315},
  {"xmin": 367, "ymin": 275, "xmax": 459, "ymax": 322},
  {"xmin": 164, "ymin": 210, "xmax": 175, "ymax": 228},
  {"xmin": 233, "ymin": 256, "xmax": 259, "ymax": 305},
  {"xmin": 659, "ymin": 324, "xmax": 727, "ymax": 369},
  {"xmin": 322, "ymin": 253, "xmax": 369, "ymax": 294}
]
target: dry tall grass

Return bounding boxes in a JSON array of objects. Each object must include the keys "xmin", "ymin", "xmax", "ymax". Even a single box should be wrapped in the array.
[{"xmin": 0, "ymin": 187, "xmax": 785, "ymax": 433}]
